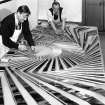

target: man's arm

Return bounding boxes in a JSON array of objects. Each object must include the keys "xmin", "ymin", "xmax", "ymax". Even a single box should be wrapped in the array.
[
  {"xmin": 1, "ymin": 18, "xmax": 19, "ymax": 49},
  {"xmin": 61, "ymin": 9, "xmax": 66, "ymax": 31},
  {"xmin": 22, "ymin": 19, "xmax": 35, "ymax": 47},
  {"xmin": 47, "ymin": 10, "xmax": 57, "ymax": 32},
  {"xmin": 49, "ymin": 21, "xmax": 57, "ymax": 32}
]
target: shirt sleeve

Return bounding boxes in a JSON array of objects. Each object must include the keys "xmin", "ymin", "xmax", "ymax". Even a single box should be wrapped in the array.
[
  {"xmin": 22, "ymin": 19, "xmax": 35, "ymax": 46},
  {"xmin": 47, "ymin": 10, "xmax": 53, "ymax": 22},
  {"xmin": 1, "ymin": 17, "xmax": 19, "ymax": 49}
]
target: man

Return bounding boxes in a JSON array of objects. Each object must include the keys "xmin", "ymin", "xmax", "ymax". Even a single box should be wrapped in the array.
[
  {"xmin": 47, "ymin": 1, "xmax": 66, "ymax": 34},
  {"xmin": 0, "ymin": 5, "xmax": 35, "ymax": 60}
]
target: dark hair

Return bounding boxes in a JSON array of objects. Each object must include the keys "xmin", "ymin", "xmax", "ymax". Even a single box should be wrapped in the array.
[
  {"xmin": 52, "ymin": 1, "xmax": 60, "ymax": 8},
  {"xmin": 17, "ymin": 5, "xmax": 31, "ymax": 15}
]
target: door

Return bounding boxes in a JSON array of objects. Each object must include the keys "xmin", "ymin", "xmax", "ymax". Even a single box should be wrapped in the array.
[{"xmin": 84, "ymin": 0, "xmax": 104, "ymax": 31}]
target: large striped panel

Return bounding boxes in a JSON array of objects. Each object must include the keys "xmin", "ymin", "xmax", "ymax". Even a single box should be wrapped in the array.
[{"xmin": 0, "ymin": 24, "xmax": 105, "ymax": 105}]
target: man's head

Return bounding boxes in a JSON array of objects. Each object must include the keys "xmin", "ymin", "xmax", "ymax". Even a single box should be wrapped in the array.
[
  {"xmin": 17, "ymin": 5, "xmax": 31, "ymax": 23},
  {"xmin": 52, "ymin": 1, "xmax": 60, "ymax": 13}
]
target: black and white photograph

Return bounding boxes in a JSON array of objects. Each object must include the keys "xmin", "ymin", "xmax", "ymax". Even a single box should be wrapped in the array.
[{"xmin": 0, "ymin": 0, "xmax": 105, "ymax": 105}]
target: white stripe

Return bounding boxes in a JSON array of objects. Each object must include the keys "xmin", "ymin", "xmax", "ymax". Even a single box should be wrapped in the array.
[
  {"xmin": 14, "ymin": 70, "xmax": 64, "ymax": 105},
  {"xmin": 1, "ymin": 72, "xmax": 16, "ymax": 105},
  {"xmin": 6, "ymin": 67, "xmax": 38, "ymax": 105},
  {"xmin": 37, "ymin": 73, "xmax": 105, "ymax": 104},
  {"xmin": 22, "ymin": 72, "xmax": 91, "ymax": 105}
]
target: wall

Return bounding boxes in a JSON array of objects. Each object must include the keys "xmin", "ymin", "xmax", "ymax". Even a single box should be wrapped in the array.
[
  {"xmin": 0, "ymin": 0, "xmax": 17, "ymax": 21},
  {"xmin": 0, "ymin": 0, "xmax": 82, "ymax": 26},
  {"xmin": 38, "ymin": 0, "xmax": 51, "ymax": 20},
  {"xmin": 38, "ymin": 0, "xmax": 82, "ymax": 22},
  {"xmin": 0, "ymin": 0, "xmax": 38, "ymax": 29}
]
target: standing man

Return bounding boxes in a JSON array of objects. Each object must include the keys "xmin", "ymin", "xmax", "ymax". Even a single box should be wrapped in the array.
[
  {"xmin": 0, "ymin": 5, "xmax": 35, "ymax": 60},
  {"xmin": 47, "ymin": 1, "xmax": 66, "ymax": 34}
]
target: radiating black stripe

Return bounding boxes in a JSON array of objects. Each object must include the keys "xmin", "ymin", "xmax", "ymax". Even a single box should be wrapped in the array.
[
  {"xmin": 43, "ymin": 59, "xmax": 52, "ymax": 72},
  {"xmin": 5, "ymin": 70, "xmax": 27, "ymax": 105},
  {"xmin": 33, "ymin": 59, "xmax": 48, "ymax": 73},
  {"xmin": 11, "ymin": 70, "xmax": 49, "ymax": 104},
  {"xmin": 0, "ymin": 78, "xmax": 4, "ymax": 105},
  {"xmin": 52, "ymin": 58, "xmax": 56, "ymax": 71},
  {"xmin": 61, "ymin": 57, "xmax": 72, "ymax": 68},
  {"xmin": 57, "ymin": 57, "xmax": 64, "ymax": 70}
]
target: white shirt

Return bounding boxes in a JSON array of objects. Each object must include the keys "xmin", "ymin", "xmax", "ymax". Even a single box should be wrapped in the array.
[
  {"xmin": 10, "ymin": 13, "xmax": 22, "ymax": 42},
  {"xmin": 47, "ymin": 8, "xmax": 66, "ymax": 23}
]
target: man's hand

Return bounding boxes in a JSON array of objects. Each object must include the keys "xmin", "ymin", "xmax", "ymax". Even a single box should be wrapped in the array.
[
  {"xmin": 55, "ymin": 29, "xmax": 61, "ymax": 34},
  {"xmin": 31, "ymin": 46, "xmax": 35, "ymax": 51},
  {"xmin": 55, "ymin": 29, "xmax": 64, "ymax": 34},
  {"xmin": 18, "ymin": 44, "xmax": 27, "ymax": 51},
  {"xmin": 61, "ymin": 27, "xmax": 65, "ymax": 31}
]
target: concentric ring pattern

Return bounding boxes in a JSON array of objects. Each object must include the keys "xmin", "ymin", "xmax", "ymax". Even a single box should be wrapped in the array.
[{"xmin": 0, "ymin": 24, "xmax": 105, "ymax": 105}]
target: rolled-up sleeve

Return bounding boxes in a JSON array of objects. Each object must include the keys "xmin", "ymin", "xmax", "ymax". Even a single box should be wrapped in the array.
[
  {"xmin": 22, "ymin": 20, "xmax": 35, "ymax": 46},
  {"xmin": 47, "ymin": 10, "xmax": 53, "ymax": 22},
  {"xmin": 1, "ymin": 19, "xmax": 19, "ymax": 49}
]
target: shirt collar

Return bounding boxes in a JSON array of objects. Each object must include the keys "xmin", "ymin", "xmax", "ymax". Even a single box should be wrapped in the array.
[{"xmin": 14, "ymin": 13, "xmax": 19, "ymax": 26}]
